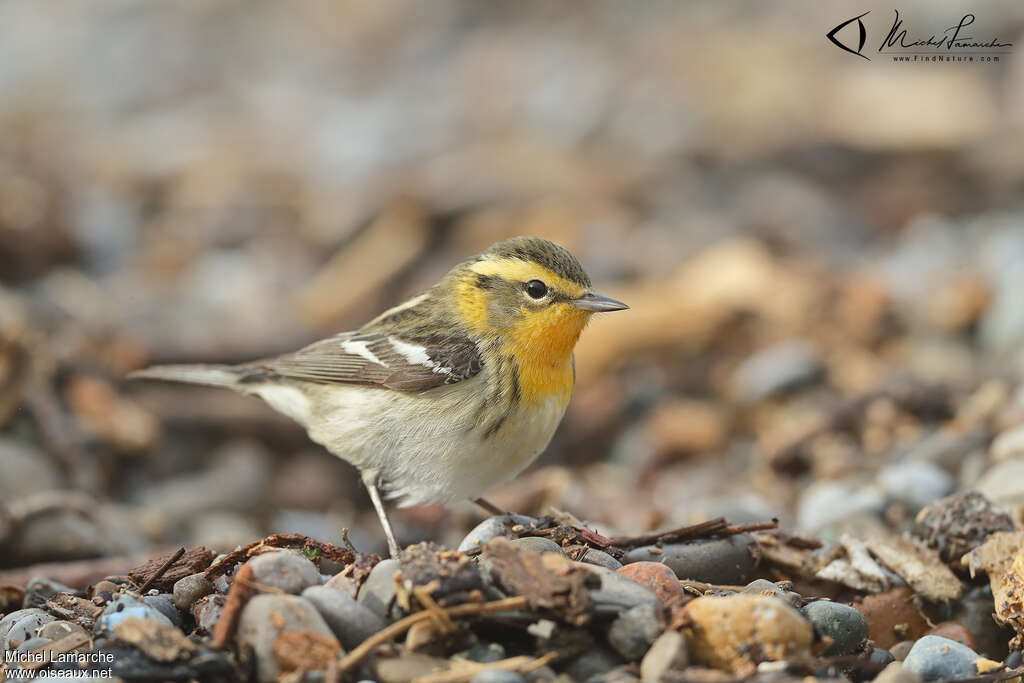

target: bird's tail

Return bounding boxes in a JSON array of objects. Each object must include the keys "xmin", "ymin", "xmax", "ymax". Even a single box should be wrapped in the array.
[{"xmin": 128, "ymin": 364, "xmax": 244, "ymax": 388}]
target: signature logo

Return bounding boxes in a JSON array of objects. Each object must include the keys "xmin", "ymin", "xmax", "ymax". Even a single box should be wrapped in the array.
[
  {"xmin": 827, "ymin": 10, "xmax": 1013, "ymax": 61},
  {"xmin": 827, "ymin": 11, "xmax": 871, "ymax": 60}
]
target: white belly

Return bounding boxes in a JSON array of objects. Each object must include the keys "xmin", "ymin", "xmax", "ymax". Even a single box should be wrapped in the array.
[{"xmin": 255, "ymin": 371, "xmax": 568, "ymax": 506}]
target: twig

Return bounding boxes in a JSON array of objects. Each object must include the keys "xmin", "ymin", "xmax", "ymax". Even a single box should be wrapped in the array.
[
  {"xmin": 211, "ymin": 563, "xmax": 255, "ymax": 649},
  {"xmin": 337, "ymin": 596, "xmax": 528, "ymax": 674},
  {"xmin": 608, "ymin": 517, "xmax": 728, "ymax": 548},
  {"xmin": 136, "ymin": 547, "xmax": 185, "ymax": 594}
]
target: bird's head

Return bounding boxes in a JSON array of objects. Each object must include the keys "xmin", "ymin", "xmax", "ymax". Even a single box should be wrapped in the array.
[{"xmin": 449, "ymin": 237, "xmax": 627, "ymax": 361}]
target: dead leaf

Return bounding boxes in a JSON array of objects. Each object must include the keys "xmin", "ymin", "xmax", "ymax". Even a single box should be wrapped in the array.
[{"xmin": 867, "ymin": 534, "xmax": 962, "ymax": 602}]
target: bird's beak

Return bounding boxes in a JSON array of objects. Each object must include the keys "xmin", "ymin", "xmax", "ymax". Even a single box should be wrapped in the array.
[{"xmin": 572, "ymin": 290, "xmax": 629, "ymax": 312}]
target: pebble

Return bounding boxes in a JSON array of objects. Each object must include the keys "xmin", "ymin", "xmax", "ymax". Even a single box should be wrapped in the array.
[
  {"xmin": 94, "ymin": 594, "xmax": 173, "ymax": 633},
  {"xmin": 797, "ymin": 480, "xmax": 886, "ymax": 533},
  {"xmin": 302, "ymin": 585, "xmax": 386, "ymax": 650},
  {"xmin": 802, "ymin": 601, "xmax": 868, "ymax": 655},
  {"xmin": 471, "ymin": 671, "xmax": 526, "ymax": 683},
  {"xmin": 0, "ymin": 608, "xmax": 49, "ymax": 640},
  {"xmin": 578, "ymin": 548, "xmax": 623, "ymax": 570},
  {"xmin": 578, "ymin": 564, "xmax": 659, "ymax": 614},
  {"xmin": 974, "ymin": 459, "xmax": 1024, "ymax": 513},
  {"xmin": 731, "ymin": 341, "xmax": 823, "ymax": 402},
  {"xmin": 683, "ymin": 595, "xmax": 813, "ymax": 672},
  {"xmin": 357, "ymin": 558, "xmax": 402, "ymax": 621},
  {"xmin": 0, "ymin": 439, "xmax": 60, "ymax": 499},
  {"xmin": 640, "ymin": 631, "xmax": 688, "ymax": 682},
  {"xmin": 856, "ymin": 587, "xmax": 931, "ymax": 649},
  {"xmin": 562, "ymin": 647, "xmax": 623, "ymax": 681},
  {"xmin": 878, "ymin": 462, "xmax": 954, "ymax": 508},
  {"xmin": 236, "ymin": 594, "xmax": 338, "ymax": 683},
  {"xmin": 3, "ymin": 610, "xmax": 56, "ymax": 650},
  {"xmin": 742, "ymin": 579, "xmax": 802, "ymax": 607},
  {"xmin": 192, "ymin": 594, "xmax": 225, "ymax": 632},
  {"xmin": 607, "ymin": 603, "xmax": 662, "ymax": 660},
  {"xmin": 903, "ymin": 635, "xmax": 980, "ymax": 681},
  {"xmin": 510, "ymin": 536, "xmax": 565, "ymax": 555},
  {"xmin": 38, "ymin": 620, "xmax": 89, "ymax": 641},
  {"xmin": 372, "ymin": 652, "xmax": 450, "ymax": 682},
  {"xmin": 989, "ymin": 423, "xmax": 1024, "ymax": 461},
  {"xmin": 247, "ymin": 551, "xmax": 321, "ymax": 595},
  {"xmin": 871, "ymin": 648, "xmax": 897, "ymax": 667},
  {"xmin": 457, "ymin": 515, "xmax": 538, "ymax": 552},
  {"xmin": 913, "ymin": 491, "xmax": 1014, "ymax": 563},
  {"xmin": 143, "ymin": 593, "xmax": 184, "ymax": 628},
  {"xmin": 875, "ymin": 661, "xmax": 924, "ymax": 683},
  {"xmin": 617, "ymin": 562, "xmax": 684, "ymax": 604},
  {"xmin": 23, "ymin": 577, "xmax": 74, "ymax": 609},
  {"xmin": 625, "ymin": 535, "xmax": 757, "ymax": 584},
  {"xmin": 172, "ymin": 572, "xmax": 214, "ymax": 611}
]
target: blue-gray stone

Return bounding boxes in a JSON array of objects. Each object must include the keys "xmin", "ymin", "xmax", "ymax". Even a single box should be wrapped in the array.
[
  {"xmin": 607, "ymin": 603, "xmax": 662, "ymax": 660},
  {"xmin": 470, "ymin": 670, "xmax": 526, "ymax": 683},
  {"xmin": 802, "ymin": 601, "xmax": 868, "ymax": 655},
  {"xmin": 94, "ymin": 594, "xmax": 173, "ymax": 633},
  {"xmin": 625, "ymin": 535, "xmax": 756, "ymax": 584},
  {"xmin": 903, "ymin": 635, "xmax": 979, "ymax": 681},
  {"xmin": 247, "ymin": 551, "xmax": 320, "ymax": 595},
  {"xmin": 458, "ymin": 515, "xmax": 538, "ymax": 552},
  {"xmin": 302, "ymin": 585, "xmax": 385, "ymax": 650},
  {"xmin": 356, "ymin": 558, "xmax": 402, "ymax": 621}
]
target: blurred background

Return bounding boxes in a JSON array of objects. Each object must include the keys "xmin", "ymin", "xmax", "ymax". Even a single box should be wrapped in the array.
[{"xmin": 2, "ymin": 0, "xmax": 1024, "ymax": 566}]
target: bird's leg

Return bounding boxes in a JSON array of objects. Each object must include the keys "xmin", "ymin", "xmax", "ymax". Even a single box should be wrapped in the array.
[
  {"xmin": 473, "ymin": 497, "xmax": 509, "ymax": 516},
  {"xmin": 362, "ymin": 470, "xmax": 401, "ymax": 558}
]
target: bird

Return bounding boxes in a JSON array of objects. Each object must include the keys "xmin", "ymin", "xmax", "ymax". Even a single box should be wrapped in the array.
[{"xmin": 130, "ymin": 236, "xmax": 628, "ymax": 557}]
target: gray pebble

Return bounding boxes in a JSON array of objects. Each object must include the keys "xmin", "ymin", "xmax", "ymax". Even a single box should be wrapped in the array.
[
  {"xmin": 458, "ymin": 515, "xmax": 538, "ymax": 552},
  {"xmin": 94, "ymin": 594, "xmax": 172, "ymax": 633},
  {"xmin": 471, "ymin": 671, "xmax": 527, "ymax": 683},
  {"xmin": 878, "ymin": 462, "xmax": 954, "ymax": 509},
  {"xmin": 172, "ymin": 572, "xmax": 214, "ymax": 611},
  {"xmin": 625, "ymin": 535, "xmax": 757, "ymax": 584},
  {"xmin": 0, "ymin": 608, "xmax": 48, "ymax": 640},
  {"xmin": 302, "ymin": 585, "xmax": 385, "ymax": 650},
  {"xmin": 640, "ymin": 630, "xmax": 688, "ymax": 682},
  {"xmin": 247, "ymin": 551, "xmax": 320, "ymax": 595},
  {"xmin": 802, "ymin": 601, "xmax": 868, "ymax": 655},
  {"xmin": 357, "ymin": 558, "xmax": 402, "ymax": 621},
  {"xmin": 578, "ymin": 548, "xmax": 623, "ymax": 570},
  {"xmin": 871, "ymin": 648, "xmax": 896, "ymax": 667},
  {"xmin": 579, "ymin": 564, "xmax": 659, "ymax": 614},
  {"xmin": 608, "ymin": 603, "xmax": 662, "ymax": 660},
  {"xmin": 563, "ymin": 647, "xmax": 623, "ymax": 681},
  {"xmin": 731, "ymin": 341, "xmax": 822, "ymax": 402},
  {"xmin": 23, "ymin": 577, "xmax": 74, "ymax": 609},
  {"xmin": 903, "ymin": 635, "xmax": 980, "ymax": 681},
  {"xmin": 38, "ymin": 620, "xmax": 88, "ymax": 641},
  {"xmin": 237, "ymin": 594, "xmax": 338, "ymax": 683},
  {"xmin": 3, "ymin": 611, "xmax": 56, "ymax": 650},
  {"xmin": 742, "ymin": 579, "xmax": 801, "ymax": 607},
  {"xmin": 464, "ymin": 642, "xmax": 507, "ymax": 663},
  {"xmin": 143, "ymin": 593, "xmax": 184, "ymax": 628},
  {"xmin": 511, "ymin": 537, "xmax": 564, "ymax": 555}
]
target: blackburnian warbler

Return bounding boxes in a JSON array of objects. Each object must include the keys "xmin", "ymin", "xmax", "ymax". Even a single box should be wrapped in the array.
[{"xmin": 131, "ymin": 237, "xmax": 628, "ymax": 557}]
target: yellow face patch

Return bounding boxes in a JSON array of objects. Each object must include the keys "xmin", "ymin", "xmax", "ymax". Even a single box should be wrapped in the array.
[{"xmin": 456, "ymin": 257, "xmax": 591, "ymax": 407}]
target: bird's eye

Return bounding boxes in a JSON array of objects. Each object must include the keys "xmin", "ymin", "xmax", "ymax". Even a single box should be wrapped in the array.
[{"xmin": 524, "ymin": 279, "xmax": 548, "ymax": 299}]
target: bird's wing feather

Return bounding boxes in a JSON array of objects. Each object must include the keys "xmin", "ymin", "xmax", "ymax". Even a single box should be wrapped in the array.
[{"xmin": 252, "ymin": 331, "xmax": 483, "ymax": 392}]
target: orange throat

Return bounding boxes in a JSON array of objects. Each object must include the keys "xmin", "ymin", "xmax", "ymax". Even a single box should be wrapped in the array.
[{"xmin": 506, "ymin": 306, "xmax": 588, "ymax": 407}]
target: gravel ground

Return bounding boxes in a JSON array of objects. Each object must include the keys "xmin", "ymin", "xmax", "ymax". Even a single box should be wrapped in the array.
[{"xmin": 2, "ymin": 1, "xmax": 1024, "ymax": 681}]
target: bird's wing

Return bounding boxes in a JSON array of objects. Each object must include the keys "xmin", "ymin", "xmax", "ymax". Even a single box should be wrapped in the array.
[{"xmin": 251, "ymin": 331, "xmax": 483, "ymax": 392}]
